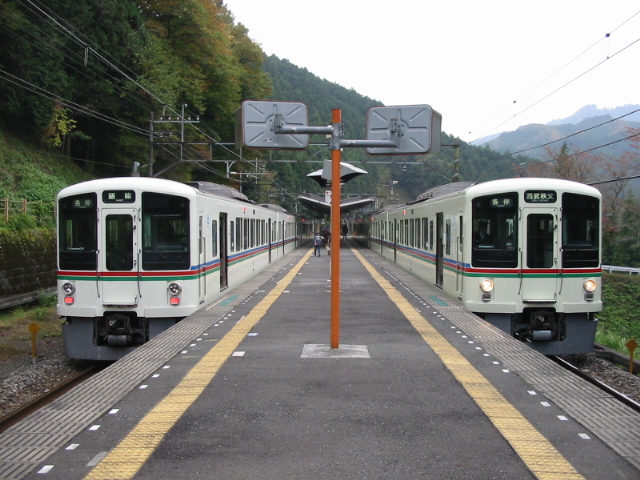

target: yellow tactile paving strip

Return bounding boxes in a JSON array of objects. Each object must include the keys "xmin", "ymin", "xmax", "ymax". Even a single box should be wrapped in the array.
[
  {"xmin": 83, "ymin": 250, "xmax": 314, "ymax": 480},
  {"xmin": 351, "ymin": 247, "xmax": 585, "ymax": 480},
  {"xmin": 84, "ymin": 245, "xmax": 583, "ymax": 480}
]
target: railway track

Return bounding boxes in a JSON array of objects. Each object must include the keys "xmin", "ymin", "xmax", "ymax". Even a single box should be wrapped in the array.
[
  {"xmin": 551, "ymin": 354, "xmax": 640, "ymax": 414},
  {"xmin": 0, "ymin": 366, "xmax": 99, "ymax": 433}
]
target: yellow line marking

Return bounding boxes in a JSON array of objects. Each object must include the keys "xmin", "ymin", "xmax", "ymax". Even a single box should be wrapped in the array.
[
  {"xmin": 84, "ymin": 250, "xmax": 313, "ymax": 480},
  {"xmin": 351, "ymin": 248, "xmax": 585, "ymax": 480}
]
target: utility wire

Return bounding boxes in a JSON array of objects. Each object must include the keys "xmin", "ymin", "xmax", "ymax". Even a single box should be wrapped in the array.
[{"xmin": 467, "ymin": 9, "xmax": 640, "ymax": 143}]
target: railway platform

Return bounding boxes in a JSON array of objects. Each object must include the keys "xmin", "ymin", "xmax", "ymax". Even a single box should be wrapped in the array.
[{"xmin": 2, "ymin": 240, "xmax": 640, "ymax": 479}]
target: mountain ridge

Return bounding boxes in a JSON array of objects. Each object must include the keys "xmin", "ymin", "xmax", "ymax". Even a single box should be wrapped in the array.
[{"xmin": 476, "ymin": 105, "xmax": 640, "ymax": 159}]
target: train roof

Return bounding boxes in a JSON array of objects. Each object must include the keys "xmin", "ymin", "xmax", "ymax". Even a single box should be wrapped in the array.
[
  {"xmin": 186, "ymin": 181, "xmax": 253, "ymax": 203},
  {"xmin": 57, "ymin": 177, "xmax": 196, "ymax": 199},
  {"xmin": 57, "ymin": 177, "xmax": 256, "ymax": 203},
  {"xmin": 416, "ymin": 182, "xmax": 475, "ymax": 201},
  {"xmin": 411, "ymin": 177, "xmax": 601, "ymax": 204},
  {"xmin": 466, "ymin": 177, "xmax": 601, "ymax": 198}
]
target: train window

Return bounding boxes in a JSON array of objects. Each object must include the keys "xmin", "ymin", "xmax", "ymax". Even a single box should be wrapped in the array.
[
  {"xmin": 236, "ymin": 218, "xmax": 242, "ymax": 251},
  {"xmin": 429, "ymin": 220, "xmax": 434, "ymax": 251},
  {"xmin": 472, "ymin": 192, "xmax": 518, "ymax": 268},
  {"xmin": 211, "ymin": 220, "xmax": 218, "ymax": 257},
  {"xmin": 141, "ymin": 193, "xmax": 190, "ymax": 270},
  {"xmin": 562, "ymin": 193, "xmax": 599, "ymax": 267},
  {"xmin": 105, "ymin": 215, "xmax": 133, "ymax": 271},
  {"xmin": 445, "ymin": 220, "xmax": 451, "ymax": 255},
  {"xmin": 59, "ymin": 193, "xmax": 97, "ymax": 270},
  {"xmin": 251, "ymin": 219, "xmax": 256, "ymax": 248},
  {"xmin": 422, "ymin": 218, "xmax": 429, "ymax": 250},
  {"xmin": 409, "ymin": 219, "xmax": 415, "ymax": 247},
  {"xmin": 527, "ymin": 214, "xmax": 554, "ymax": 268},
  {"xmin": 404, "ymin": 219, "xmax": 409, "ymax": 245},
  {"xmin": 229, "ymin": 220, "xmax": 236, "ymax": 252}
]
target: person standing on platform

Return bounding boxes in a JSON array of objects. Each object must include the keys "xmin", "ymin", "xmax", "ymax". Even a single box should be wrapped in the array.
[
  {"xmin": 341, "ymin": 221, "xmax": 349, "ymax": 240},
  {"xmin": 313, "ymin": 231, "xmax": 323, "ymax": 256}
]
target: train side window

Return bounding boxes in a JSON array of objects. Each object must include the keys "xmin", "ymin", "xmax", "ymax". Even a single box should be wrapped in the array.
[
  {"xmin": 404, "ymin": 219, "xmax": 409, "ymax": 245},
  {"xmin": 410, "ymin": 219, "xmax": 415, "ymax": 247},
  {"xmin": 445, "ymin": 220, "xmax": 451, "ymax": 255},
  {"xmin": 429, "ymin": 220, "xmax": 434, "ymax": 251},
  {"xmin": 236, "ymin": 218, "xmax": 242, "ymax": 251},
  {"xmin": 211, "ymin": 220, "xmax": 218, "ymax": 257},
  {"xmin": 229, "ymin": 220, "xmax": 236, "ymax": 252},
  {"xmin": 422, "ymin": 217, "xmax": 429, "ymax": 250}
]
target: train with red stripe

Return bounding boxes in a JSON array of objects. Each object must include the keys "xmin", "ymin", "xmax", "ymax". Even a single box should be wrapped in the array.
[
  {"xmin": 355, "ymin": 178, "xmax": 602, "ymax": 355},
  {"xmin": 57, "ymin": 177, "xmax": 310, "ymax": 360}
]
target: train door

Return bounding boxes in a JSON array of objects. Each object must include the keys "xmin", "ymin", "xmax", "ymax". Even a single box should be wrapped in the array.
[
  {"xmin": 268, "ymin": 219, "xmax": 272, "ymax": 263},
  {"xmin": 522, "ymin": 209, "xmax": 558, "ymax": 302},
  {"xmin": 198, "ymin": 214, "xmax": 205, "ymax": 303},
  {"xmin": 219, "ymin": 213, "xmax": 228, "ymax": 290},
  {"xmin": 100, "ymin": 209, "xmax": 137, "ymax": 304},
  {"xmin": 435, "ymin": 213, "xmax": 444, "ymax": 287}
]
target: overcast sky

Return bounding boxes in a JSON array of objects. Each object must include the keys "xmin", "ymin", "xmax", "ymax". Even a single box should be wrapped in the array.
[{"xmin": 223, "ymin": 0, "xmax": 640, "ymax": 143}]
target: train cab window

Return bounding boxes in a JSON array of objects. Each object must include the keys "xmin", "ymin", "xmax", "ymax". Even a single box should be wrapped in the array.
[
  {"xmin": 562, "ymin": 193, "xmax": 599, "ymax": 267},
  {"xmin": 141, "ymin": 193, "xmax": 190, "ymax": 270},
  {"xmin": 59, "ymin": 193, "xmax": 97, "ymax": 270},
  {"xmin": 472, "ymin": 193, "xmax": 518, "ymax": 268}
]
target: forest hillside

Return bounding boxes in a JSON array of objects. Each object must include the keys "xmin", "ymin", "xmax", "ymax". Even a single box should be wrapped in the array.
[{"xmin": 2, "ymin": 1, "xmax": 640, "ymax": 265}]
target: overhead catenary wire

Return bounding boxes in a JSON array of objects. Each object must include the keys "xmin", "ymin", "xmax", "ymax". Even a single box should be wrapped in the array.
[
  {"xmin": 466, "ymin": 9, "xmax": 640, "ymax": 145},
  {"xmin": 3, "ymin": 1, "xmax": 640, "ymax": 183}
]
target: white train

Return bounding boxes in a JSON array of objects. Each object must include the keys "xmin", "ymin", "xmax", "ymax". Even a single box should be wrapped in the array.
[
  {"xmin": 57, "ymin": 177, "xmax": 310, "ymax": 360},
  {"xmin": 355, "ymin": 178, "xmax": 602, "ymax": 355}
]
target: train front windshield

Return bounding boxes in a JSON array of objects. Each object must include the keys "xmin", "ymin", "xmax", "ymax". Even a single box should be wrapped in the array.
[
  {"xmin": 141, "ymin": 192, "xmax": 190, "ymax": 270},
  {"xmin": 472, "ymin": 190, "xmax": 600, "ymax": 269},
  {"xmin": 561, "ymin": 193, "xmax": 599, "ymax": 267},
  {"xmin": 472, "ymin": 193, "xmax": 518, "ymax": 268},
  {"xmin": 59, "ymin": 193, "xmax": 98, "ymax": 270}
]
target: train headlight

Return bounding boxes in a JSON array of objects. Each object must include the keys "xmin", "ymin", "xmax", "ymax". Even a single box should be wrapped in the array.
[
  {"xmin": 583, "ymin": 279, "xmax": 597, "ymax": 292},
  {"xmin": 479, "ymin": 279, "xmax": 494, "ymax": 293},
  {"xmin": 62, "ymin": 282, "xmax": 76, "ymax": 295},
  {"xmin": 168, "ymin": 283, "xmax": 182, "ymax": 296}
]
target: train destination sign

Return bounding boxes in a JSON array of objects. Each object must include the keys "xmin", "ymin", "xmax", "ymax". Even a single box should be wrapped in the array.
[
  {"xmin": 489, "ymin": 196, "xmax": 515, "ymax": 208},
  {"xmin": 103, "ymin": 190, "xmax": 136, "ymax": 203},
  {"xmin": 72, "ymin": 196, "xmax": 95, "ymax": 209},
  {"xmin": 525, "ymin": 190, "xmax": 556, "ymax": 203}
]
